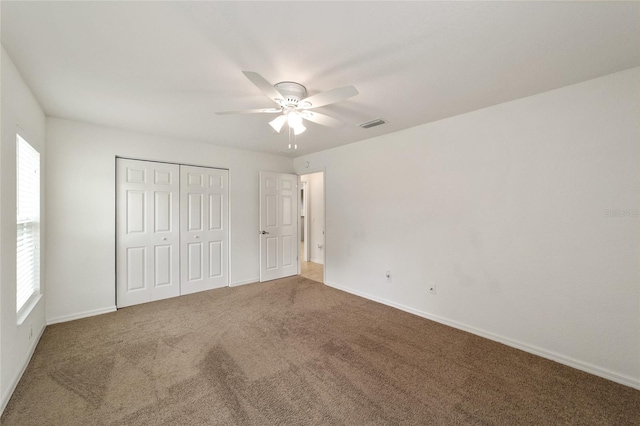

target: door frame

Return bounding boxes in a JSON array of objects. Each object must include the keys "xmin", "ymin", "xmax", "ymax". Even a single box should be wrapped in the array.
[
  {"xmin": 300, "ymin": 181, "xmax": 309, "ymax": 262},
  {"xmin": 297, "ymin": 167, "xmax": 326, "ymax": 284}
]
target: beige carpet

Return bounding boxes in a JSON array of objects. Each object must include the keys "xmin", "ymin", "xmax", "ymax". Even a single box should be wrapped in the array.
[{"xmin": 2, "ymin": 276, "xmax": 639, "ymax": 425}]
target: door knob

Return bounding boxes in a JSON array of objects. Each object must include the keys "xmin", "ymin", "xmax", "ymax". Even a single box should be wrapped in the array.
[
  {"xmin": 195, "ymin": 235, "xmax": 200, "ymax": 238},
  {"xmin": 261, "ymin": 230, "xmax": 269, "ymax": 235},
  {"xmin": 161, "ymin": 237, "xmax": 167, "ymax": 241}
]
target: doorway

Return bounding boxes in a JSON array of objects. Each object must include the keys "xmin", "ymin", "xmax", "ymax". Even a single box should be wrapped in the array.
[{"xmin": 299, "ymin": 171, "xmax": 324, "ymax": 283}]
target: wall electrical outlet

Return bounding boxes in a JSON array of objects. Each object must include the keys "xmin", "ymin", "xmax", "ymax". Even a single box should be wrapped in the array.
[
  {"xmin": 429, "ymin": 283, "xmax": 437, "ymax": 294},
  {"xmin": 386, "ymin": 271, "xmax": 392, "ymax": 283}
]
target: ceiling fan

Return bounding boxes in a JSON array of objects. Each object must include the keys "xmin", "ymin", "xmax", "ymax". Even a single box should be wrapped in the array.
[{"xmin": 216, "ymin": 71, "xmax": 359, "ymax": 136}]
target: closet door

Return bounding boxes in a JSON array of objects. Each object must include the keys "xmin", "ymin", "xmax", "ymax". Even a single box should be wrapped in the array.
[
  {"xmin": 116, "ymin": 159, "xmax": 180, "ymax": 307},
  {"xmin": 180, "ymin": 165, "xmax": 229, "ymax": 294}
]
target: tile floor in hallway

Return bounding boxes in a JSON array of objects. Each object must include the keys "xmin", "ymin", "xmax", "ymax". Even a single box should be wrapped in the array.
[
  {"xmin": 300, "ymin": 241, "xmax": 323, "ymax": 283},
  {"xmin": 300, "ymin": 260, "xmax": 323, "ymax": 283}
]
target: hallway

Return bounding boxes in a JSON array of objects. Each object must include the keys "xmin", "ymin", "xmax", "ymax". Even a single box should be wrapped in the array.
[{"xmin": 300, "ymin": 241, "xmax": 323, "ymax": 283}]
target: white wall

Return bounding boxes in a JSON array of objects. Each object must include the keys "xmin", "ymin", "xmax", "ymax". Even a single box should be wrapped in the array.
[
  {"xmin": 294, "ymin": 68, "xmax": 640, "ymax": 389},
  {"xmin": 301, "ymin": 172, "xmax": 325, "ymax": 264},
  {"xmin": 0, "ymin": 47, "xmax": 47, "ymax": 412},
  {"xmin": 45, "ymin": 118, "xmax": 293, "ymax": 323}
]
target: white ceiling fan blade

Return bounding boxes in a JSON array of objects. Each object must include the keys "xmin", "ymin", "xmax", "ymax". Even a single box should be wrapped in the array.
[
  {"xmin": 300, "ymin": 111, "xmax": 343, "ymax": 128},
  {"xmin": 242, "ymin": 71, "xmax": 284, "ymax": 103},
  {"xmin": 215, "ymin": 108, "xmax": 281, "ymax": 115},
  {"xmin": 298, "ymin": 85, "xmax": 358, "ymax": 109}
]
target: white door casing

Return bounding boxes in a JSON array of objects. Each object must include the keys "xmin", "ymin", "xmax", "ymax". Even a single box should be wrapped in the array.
[
  {"xmin": 301, "ymin": 181, "xmax": 309, "ymax": 262},
  {"xmin": 116, "ymin": 159, "xmax": 180, "ymax": 308},
  {"xmin": 180, "ymin": 165, "xmax": 229, "ymax": 294},
  {"xmin": 260, "ymin": 171, "xmax": 298, "ymax": 282}
]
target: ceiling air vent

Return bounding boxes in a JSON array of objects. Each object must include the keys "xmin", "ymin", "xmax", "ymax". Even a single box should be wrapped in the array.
[{"xmin": 358, "ymin": 118, "xmax": 386, "ymax": 129}]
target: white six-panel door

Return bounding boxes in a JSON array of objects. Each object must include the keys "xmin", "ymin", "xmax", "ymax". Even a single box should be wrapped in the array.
[
  {"xmin": 180, "ymin": 165, "xmax": 229, "ymax": 294},
  {"xmin": 116, "ymin": 159, "xmax": 180, "ymax": 308},
  {"xmin": 260, "ymin": 172, "xmax": 298, "ymax": 282}
]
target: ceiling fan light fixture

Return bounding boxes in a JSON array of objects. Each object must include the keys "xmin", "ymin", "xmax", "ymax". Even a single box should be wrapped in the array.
[
  {"xmin": 269, "ymin": 115, "xmax": 287, "ymax": 133},
  {"xmin": 293, "ymin": 123, "xmax": 306, "ymax": 136},
  {"xmin": 287, "ymin": 111, "xmax": 303, "ymax": 128},
  {"xmin": 219, "ymin": 71, "xmax": 359, "ymax": 140}
]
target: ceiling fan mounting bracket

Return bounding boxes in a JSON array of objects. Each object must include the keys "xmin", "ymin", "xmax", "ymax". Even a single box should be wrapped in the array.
[{"xmin": 274, "ymin": 81, "xmax": 308, "ymax": 106}]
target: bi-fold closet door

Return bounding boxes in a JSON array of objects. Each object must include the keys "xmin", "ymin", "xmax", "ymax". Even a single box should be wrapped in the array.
[
  {"xmin": 180, "ymin": 165, "xmax": 229, "ymax": 295},
  {"xmin": 116, "ymin": 159, "xmax": 228, "ymax": 308}
]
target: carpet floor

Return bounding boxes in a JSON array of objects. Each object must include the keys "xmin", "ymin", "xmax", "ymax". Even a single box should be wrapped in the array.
[{"xmin": 2, "ymin": 276, "xmax": 639, "ymax": 425}]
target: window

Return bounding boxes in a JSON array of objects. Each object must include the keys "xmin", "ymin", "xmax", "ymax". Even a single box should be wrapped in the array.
[{"xmin": 16, "ymin": 134, "xmax": 40, "ymax": 314}]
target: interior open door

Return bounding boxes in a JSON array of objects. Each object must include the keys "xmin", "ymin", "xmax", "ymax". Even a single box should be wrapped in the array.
[{"xmin": 259, "ymin": 171, "xmax": 298, "ymax": 282}]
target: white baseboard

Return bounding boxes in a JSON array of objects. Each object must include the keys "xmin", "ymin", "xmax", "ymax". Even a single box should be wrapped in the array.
[
  {"xmin": 1, "ymin": 325, "xmax": 46, "ymax": 415},
  {"xmin": 324, "ymin": 280, "xmax": 640, "ymax": 391},
  {"xmin": 309, "ymin": 258, "xmax": 324, "ymax": 265},
  {"xmin": 229, "ymin": 277, "xmax": 259, "ymax": 287},
  {"xmin": 46, "ymin": 306, "xmax": 116, "ymax": 325}
]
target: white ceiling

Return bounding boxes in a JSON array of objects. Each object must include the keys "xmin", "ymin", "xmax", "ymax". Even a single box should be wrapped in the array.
[{"xmin": 2, "ymin": 1, "xmax": 638, "ymax": 157}]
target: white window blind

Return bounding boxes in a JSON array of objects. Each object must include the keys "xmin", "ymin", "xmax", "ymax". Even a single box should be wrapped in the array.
[{"xmin": 17, "ymin": 134, "xmax": 40, "ymax": 313}]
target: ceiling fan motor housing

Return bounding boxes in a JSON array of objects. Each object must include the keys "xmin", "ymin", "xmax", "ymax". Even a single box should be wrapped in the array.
[{"xmin": 274, "ymin": 81, "xmax": 308, "ymax": 106}]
